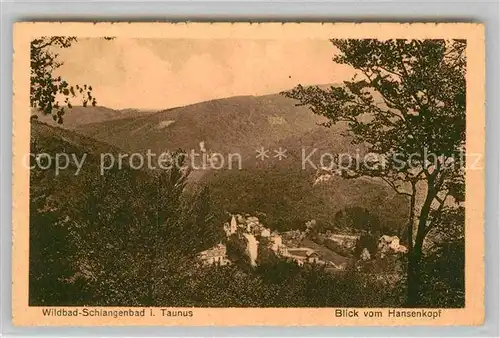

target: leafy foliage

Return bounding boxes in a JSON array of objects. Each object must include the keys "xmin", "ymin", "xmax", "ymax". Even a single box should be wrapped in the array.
[
  {"xmin": 29, "ymin": 122, "xmax": 221, "ymax": 306},
  {"xmin": 283, "ymin": 39, "xmax": 466, "ymax": 306},
  {"xmin": 30, "ymin": 37, "xmax": 99, "ymax": 124},
  {"xmin": 165, "ymin": 261, "xmax": 398, "ymax": 307},
  {"xmin": 419, "ymin": 207, "xmax": 465, "ymax": 307},
  {"xmin": 29, "ymin": 148, "xmax": 87, "ymax": 305}
]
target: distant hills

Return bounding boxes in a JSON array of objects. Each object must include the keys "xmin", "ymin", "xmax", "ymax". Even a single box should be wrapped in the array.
[
  {"xmin": 31, "ymin": 90, "xmax": 409, "ymax": 234},
  {"xmin": 32, "ymin": 106, "xmax": 156, "ymax": 129},
  {"xmin": 74, "ymin": 94, "xmax": 330, "ymax": 155}
]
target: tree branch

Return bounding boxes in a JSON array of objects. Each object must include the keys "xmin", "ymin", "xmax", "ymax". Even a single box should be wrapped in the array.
[{"xmin": 381, "ymin": 177, "xmax": 412, "ymax": 197}]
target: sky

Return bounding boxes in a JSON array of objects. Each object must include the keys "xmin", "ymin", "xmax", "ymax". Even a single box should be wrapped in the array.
[{"xmin": 55, "ymin": 38, "xmax": 356, "ymax": 110}]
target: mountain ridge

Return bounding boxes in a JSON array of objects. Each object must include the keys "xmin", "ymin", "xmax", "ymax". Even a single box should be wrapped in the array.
[{"xmin": 33, "ymin": 90, "xmax": 409, "ymax": 234}]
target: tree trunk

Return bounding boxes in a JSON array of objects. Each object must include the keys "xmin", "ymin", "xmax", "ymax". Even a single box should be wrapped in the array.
[
  {"xmin": 406, "ymin": 182, "xmax": 416, "ymax": 249},
  {"xmin": 405, "ymin": 179, "xmax": 435, "ymax": 307},
  {"xmin": 406, "ymin": 247, "xmax": 422, "ymax": 307}
]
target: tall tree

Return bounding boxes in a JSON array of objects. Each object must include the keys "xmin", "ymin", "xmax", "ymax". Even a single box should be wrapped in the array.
[{"xmin": 283, "ymin": 39, "xmax": 466, "ymax": 306}]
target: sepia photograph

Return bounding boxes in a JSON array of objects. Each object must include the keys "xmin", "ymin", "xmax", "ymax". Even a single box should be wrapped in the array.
[{"xmin": 12, "ymin": 22, "xmax": 485, "ymax": 326}]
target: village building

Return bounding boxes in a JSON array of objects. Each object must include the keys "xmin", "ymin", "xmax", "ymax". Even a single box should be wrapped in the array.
[
  {"xmin": 243, "ymin": 233, "xmax": 259, "ymax": 267},
  {"xmin": 229, "ymin": 216, "xmax": 238, "ymax": 235},
  {"xmin": 219, "ymin": 214, "xmax": 355, "ymax": 271},
  {"xmin": 223, "ymin": 216, "xmax": 238, "ymax": 237},
  {"xmin": 260, "ymin": 228, "xmax": 271, "ymax": 238},
  {"xmin": 251, "ymin": 228, "xmax": 260, "ymax": 236},
  {"xmin": 269, "ymin": 235, "xmax": 283, "ymax": 252},
  {"xmin": 269, "ymin": 235, "xmax": 291, "ymax": 258},
  {"xmin": 284, "ymin": 248, "xmax": 308, "ymax": 266},
  {"xmin": 360, "ymin": 248, "xmax": 371, "ymax": 261},
  {"xmin": 246, "ymin": 216, "xmax": 260, "ymax": 225},
  {"xmin": 286, "ymin": 248, "xmax": 325, "ymax": 266},
  {"xmin": 306, "ymin": 251, "xmax": 321, "ymax": 264},
  {"xmin": 271, "ymin": 234, "xmax": 282, "ymax": 246},
  {"xmin": 277, "ymin": 245, "xmax": 289, "ymax": 257},
  {"xmin": 329, "ymin": 234, "xmax": 359, "ymax": 249},
  {"xmin": 378, "ymin": 235, "xmax": 408, "ymax": 257},
  {"xmin": 197, "ymin": 243, "xmax": 231, "ymax": 266},
  {"xmin": 236, "ymin": 214, "xmax": 244, "ymax": 222}
]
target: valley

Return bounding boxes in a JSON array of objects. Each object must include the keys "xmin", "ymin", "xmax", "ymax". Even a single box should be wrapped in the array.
[
  {"xmin": 34, "ymin": 92, "xmax": 409, "ymax": 235},
  {"xmin": 29, "ymin": 90, "xmax": 410, "ymax": 307}
]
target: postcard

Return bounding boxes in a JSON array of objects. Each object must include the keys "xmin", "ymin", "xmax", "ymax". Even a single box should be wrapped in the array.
[{"xmin": 12, "ymin": 22, "xmax": 484, "ymax": 326}]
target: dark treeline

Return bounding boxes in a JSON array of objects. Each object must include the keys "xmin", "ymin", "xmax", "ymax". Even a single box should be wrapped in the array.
[{"xmin": 29, "ymin": 123, "xmax": 222, "ymax": 306}]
